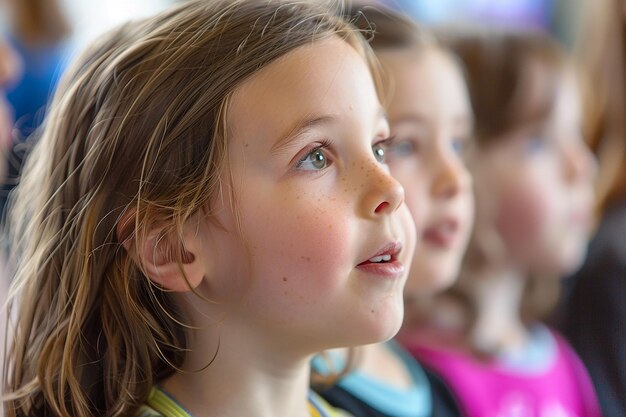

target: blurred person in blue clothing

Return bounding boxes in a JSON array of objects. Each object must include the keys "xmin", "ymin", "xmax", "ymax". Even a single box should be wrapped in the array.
[
  {"xmin": 0, "ymin": 36, "xmax": 21, "ymax": 187},
  {"xmin": 0, "ymin": 33, "xmax": 21, "ymax": 417},
  {"xmin": 1, "ymin": 0, "xmax": 71, "ymax": 219},
  {"xmin": 4, "ymin": 0, "xmax": 70, "ymax": 135}
]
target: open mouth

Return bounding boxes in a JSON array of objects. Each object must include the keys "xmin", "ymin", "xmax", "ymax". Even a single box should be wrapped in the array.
[
  {"xmin": 356, "ymin": 242, "xmax": 404, "ymax": 277},
  {"xmin": 358, "ymin": 242, "xmax": 402, "ymax": 266},
  {"xmin": 366, "ymin": 254, "xmax": 393, "ymax": 264},
  {"xmin": 359, "ymin": 252, "xmax": 397, "ymax": 266}
]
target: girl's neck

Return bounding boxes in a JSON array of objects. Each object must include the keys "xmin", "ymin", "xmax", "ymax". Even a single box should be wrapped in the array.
[
  {"xmin": 161, "ymin": 324, "xmax": 314, "ymax": 417},
  {"xmin": 464, "ymin": 262, "xmax": 529, "ymax": 354}
]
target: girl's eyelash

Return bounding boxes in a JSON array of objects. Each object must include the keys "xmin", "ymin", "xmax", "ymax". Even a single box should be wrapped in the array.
[
  {"xmin": 295, "ymin": 139, "xmax": 332, "ymax": 167},
  {"xmin": 294, "ymin": 135, "xmax": 395, "ymax": 169}
]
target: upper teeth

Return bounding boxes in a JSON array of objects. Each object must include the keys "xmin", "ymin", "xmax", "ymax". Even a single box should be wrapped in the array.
[{"xmin": 369, "ymin": 254, "xmax": 391, "ymax": 263}]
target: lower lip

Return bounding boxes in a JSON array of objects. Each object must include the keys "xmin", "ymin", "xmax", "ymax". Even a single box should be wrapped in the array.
[
  {"xmin": 356, "ymin": 260, "xmax": 405, "ymax": 277},
  {"xmin": 423, "ymin": 229, "xmax": 457, "ymax": 249}
]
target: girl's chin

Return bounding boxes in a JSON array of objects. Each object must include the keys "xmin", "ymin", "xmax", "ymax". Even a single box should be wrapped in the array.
[{"xmin": 360, "ymin": 307, "xmax": 405, "ymax": 345}]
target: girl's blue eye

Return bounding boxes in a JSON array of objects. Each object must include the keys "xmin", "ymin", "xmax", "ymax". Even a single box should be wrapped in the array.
[
  {"xmin": 372, "ymin": 143, "xmax": 386, "ymax": 163},
  {"xmin": 452, "ymin": 138, "xmax": 465, "ymax": 156},
  {"xmin": 297, "ymin": 147, "xmax": 328, "ymax": 171}
]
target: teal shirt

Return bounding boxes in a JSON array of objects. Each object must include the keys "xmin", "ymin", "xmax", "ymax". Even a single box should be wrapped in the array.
[{"xmin": 312, "ymin": 341, "xmax": 433, "ymax": 417}]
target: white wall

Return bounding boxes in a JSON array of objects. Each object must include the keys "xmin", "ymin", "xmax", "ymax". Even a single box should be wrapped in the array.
[{"xmin": 62, "ymin": 0, "xmax": 173, "ymax": 48}]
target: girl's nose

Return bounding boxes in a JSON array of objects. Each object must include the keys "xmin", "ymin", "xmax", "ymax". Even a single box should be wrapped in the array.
[
  {"xmin": 360, "ymin": 160, "xmax": 406, "ymax": 219},
  {"xmin": 563, "ymin": 140, "xmax": 597, "ymax": 183}
]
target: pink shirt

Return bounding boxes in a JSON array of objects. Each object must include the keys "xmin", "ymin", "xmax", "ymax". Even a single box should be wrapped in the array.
[{"xmin": 402, "ymin": 327, "xmax": 601, "ymax": 417}]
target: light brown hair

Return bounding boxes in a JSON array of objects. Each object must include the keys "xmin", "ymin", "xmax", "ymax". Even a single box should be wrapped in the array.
[
  {"xmin": 441, "ymin": 29, "xmax": 569, "ymax": 147},
  {"xmin": 342, "ymin": 4, "xmax": 433, "ymax": 51},
  {"xmin": 576, "ymin": 0, "xmax": 625, "ymax": 212},
  {"xmin": 340, "ymin": 4, "xmax": 435, "ymax": 106},
  {"xmin": 2, "ymin": 1, "xmax": 376, "ymax": 415}
]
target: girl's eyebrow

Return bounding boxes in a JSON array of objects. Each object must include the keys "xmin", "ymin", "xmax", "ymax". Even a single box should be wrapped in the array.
[
  {"xmin": 271, "ymin": 107, "xmax": 388, "ymax": 155},
  {"xmin": 271, "ymin": 114, "xmax": 336, "ymax": 155}
]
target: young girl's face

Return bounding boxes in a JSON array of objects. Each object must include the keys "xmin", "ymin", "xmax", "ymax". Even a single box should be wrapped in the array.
[
  {"xmin": 382, "ymin": 48, "xmax": 474, "ymax": 297},
  {"xmin": 472, "ymin": 71, "xmax": 595, "ymax": 277},
  {"xmin": 193, "ymin": 37, "xmax": 415, "ymax": 352}
]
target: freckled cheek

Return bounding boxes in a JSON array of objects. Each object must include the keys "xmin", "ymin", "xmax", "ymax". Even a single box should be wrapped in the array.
[{"xmin": 246, "ymin": 197, "xmax": 355, "ymax": 293}]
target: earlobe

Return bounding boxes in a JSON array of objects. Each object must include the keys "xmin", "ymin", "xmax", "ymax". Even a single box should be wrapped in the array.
[{"xmin": 116, "ymin": 211, "xmax": 205, "ymax": 292}]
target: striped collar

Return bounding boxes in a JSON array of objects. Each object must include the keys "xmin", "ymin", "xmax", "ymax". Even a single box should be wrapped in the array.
[{"xmin": 142, "ymin": 386, "xmax": 335, "ymax": 417}]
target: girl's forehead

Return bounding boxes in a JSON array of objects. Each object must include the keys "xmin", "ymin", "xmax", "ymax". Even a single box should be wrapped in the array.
[{"xmin": 226, "ymin": 37, "xmax": 380, "ymax": 142}]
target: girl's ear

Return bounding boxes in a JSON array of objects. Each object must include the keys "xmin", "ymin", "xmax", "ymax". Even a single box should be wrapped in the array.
[{"xmin": 116, "ymin": 211, "xmax": 205, "ymax": 292}]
